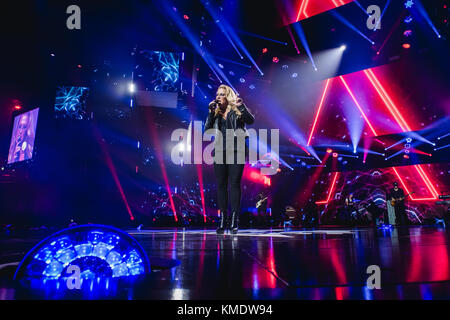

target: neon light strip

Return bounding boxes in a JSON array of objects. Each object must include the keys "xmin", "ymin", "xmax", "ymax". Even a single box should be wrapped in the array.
[
  {"xmin": 339, "ymin": 76, "xmax": 378, "ymax": 136},
  {"xmin": 331, "ymin": 0, "xmax": 340, "ymax": 6},
  {"xmin": 364, "ymin": 69, "xmax": 410, "ymax": 131},
  {"xmin": 316, "ymin": 172, "xmax": 339, "ymax": 204},
  {"xmin": 364, "ymin": 69, "xmax": 439, "ymax": 200},
  {"xmin": 307, "ymin": 78, "xmax": 331, "ymax": 146},
  {"xmin": 296, "ymin": 0, "xmax": 309, "ymax": 21},
  {"xmin": 415, "ymin": 165, "xmax": 439, "ymax": 198},
  {"xmin": 392, "ymin": 167, "xmax": 437, "ymax": 201},
  {"xmin": 302, "ymin": 0, "xmax": 310, "ymax": 18}
]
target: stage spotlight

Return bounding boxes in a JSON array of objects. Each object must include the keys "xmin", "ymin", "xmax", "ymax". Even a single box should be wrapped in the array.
[
  {"xmin": 239, "ymin": 78, "xmax": 245, "ymax": 83},
  {"xmin": 249, "ymin": 84, "xmax": 255, "ymax": 90},
  {"xmin": 272, "ymin": 57, "xmax": 279, "ymax": 63},
  {"xmin": 218, "ymin": 63, "xmax": 224, "ymax": 69},
  {"xmin": 129, "ymin": 83, "xmax": 135, "ymax": 93},
  {"xmin": 340, "ymin": 45, "xmax": 347, "ymax": 50},
  {"xmin": 291, "ymin": 73, "xmax": 298, "ymax": 78},
  {"xmin": 404, "ymin": 16, "xmax": 413, "ymax": 23},
  {"xmin": 402, "ymin": 43, "xmax": 411, "ymax": 49},
  {"xmin": 326, "ymin": 148, "xmax": 333, "ymax": 154},
  {"xmin": 14, "ymin": 105, "xmax": 22, "ymax": 110},
  {"xmin": 183, "ymin": 14, "xmax": 189, "ymax": 20},
  {"xmin": 14, "ymin": 225, "xmax": 151, "ymax": 285},
  {"xmin": 262, "ymin": 48, "xmax": 268, "ymax": 54}
]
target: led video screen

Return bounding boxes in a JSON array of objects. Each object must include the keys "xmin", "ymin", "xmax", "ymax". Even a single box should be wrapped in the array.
[
  {"xmin": 136, "ymin": 50, "xmax": 181, "ymax": 93},
  {"xmin": 54, "ymin": 86, "xmax": 90, "ymax": 119},
  {"xmin": 312, "ymin": 163, "xmax": 449, "ymax": 223},
  {"xmin": 7, "ymin": 108, "xmax": 39, "ymax": 164}
]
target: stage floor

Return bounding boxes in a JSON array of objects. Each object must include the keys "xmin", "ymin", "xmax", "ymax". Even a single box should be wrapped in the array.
[{"xmin": 2, "ymin": 226, "xmax": 450, "ymax": 299}]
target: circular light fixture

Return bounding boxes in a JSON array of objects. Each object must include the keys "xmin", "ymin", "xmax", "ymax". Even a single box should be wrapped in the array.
[{"xmin": 14, "ymin": 225, "xmax": 150, "ymax": 285}]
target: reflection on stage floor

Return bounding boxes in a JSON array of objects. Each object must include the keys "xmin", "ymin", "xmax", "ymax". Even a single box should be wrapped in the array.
[{"xmin": 2, "ymin": 226, "xmax": 450, "ymax": 299}]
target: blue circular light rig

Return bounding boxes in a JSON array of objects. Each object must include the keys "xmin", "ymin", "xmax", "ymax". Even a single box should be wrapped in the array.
[{"xmin": 14, "ymin": 225, "xmax": 151, "ymax": 292}]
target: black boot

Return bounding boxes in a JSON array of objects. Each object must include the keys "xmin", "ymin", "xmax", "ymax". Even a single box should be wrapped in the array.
[
  {"xmin": 216, "ymin": 210, "xmax": 227, "ymax": 234},
  {"xmin": 230, "ymin": 211, "xmax": 239, "ymax": 234}
]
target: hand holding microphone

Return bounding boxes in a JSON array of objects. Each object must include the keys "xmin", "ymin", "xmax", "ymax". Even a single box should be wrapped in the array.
[{"xmin": 208, "ymin": 100, "xmax": 218, "ymax": 113}]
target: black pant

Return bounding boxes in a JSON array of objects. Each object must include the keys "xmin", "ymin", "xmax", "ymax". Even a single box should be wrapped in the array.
[
  {"xmin": 214, "ymin": 159, "xmax": 245, "ymax": 215},
  {"xmin": 395, "ymin": 204, "xmax": 407, "ymax": 225}
]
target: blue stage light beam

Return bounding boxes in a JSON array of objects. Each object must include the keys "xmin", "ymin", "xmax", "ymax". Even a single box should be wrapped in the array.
[
  {"xmin": 406, "ymin": 132, "xmax": 436, "ymax": 146},
  {"xmin": 374, "ymin": 0, "xmax": 392, "ymax": 30},
  {"xmin": 237, "ymin": 29, "xmax": 288, "ymax": 46},
  {"xmin": 434, "ymin": 144, "xmax": 450, "ymax": 151},
  {"xmin": 201, "ymin": 0, "xmax": 264, "ymax": 76},
  {"xmin": 413, "ymin": 0, "xmax": 442, "ymax": 38},
  {"xmin": 330, "ymin": 11, "xmax": 375, "ymax": 44},
  {"xmin": 385, "ymin": 148, "xmax": 405, "ymax": 160},
  {"xmin": 291, "ymin": 21, "xmax": 318, "ymax": 71},
  {"xmin": 437, "ymin": 132, "xmax": 450, "ymax": 140},
  {"xmin": 357, "ymin": 148, "xmax": 384, "ymax": 156},
  {"xmin": 385, "ymin": 138, "xmax": 405, "ymax": 151},
  {"xmin": 354, "ymin": 1, "xmax": 370, "ymax": 15},
  {"xmin": 211, "ymin": 55, "xmax": 252, "ymax": 68},
  {"xmin": 161, "ymin": 1, "xmax": 238, "ymax": 92},
  {"xmin": 342, "ymin": 97, "xmax": 364, "ymax": 154},
  {"xmin": 340, "ymin": 154, "xmax": 359, "ymax": 158},
  {"xmin": 194, "ymin": 83, "xmax": 209, "ymax": 100},
  {"xmin": 259, "ymin": 94, "xmax": 321, "ymax": 162}
]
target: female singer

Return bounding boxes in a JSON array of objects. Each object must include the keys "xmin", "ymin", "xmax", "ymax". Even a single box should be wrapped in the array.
[{"xmin": 205, "ymin": 84, "xmax": 254, "ymax": 234}]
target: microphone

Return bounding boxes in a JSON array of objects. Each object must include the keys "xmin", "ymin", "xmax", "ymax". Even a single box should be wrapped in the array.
[{"xmin": 209, "ymin": 100, "xmax": 218, "ymax": 112}]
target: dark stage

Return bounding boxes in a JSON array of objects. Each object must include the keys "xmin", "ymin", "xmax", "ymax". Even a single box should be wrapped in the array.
[{"xmin": 2, "ymin": 226, "xmax": 450, "ymax": 300}]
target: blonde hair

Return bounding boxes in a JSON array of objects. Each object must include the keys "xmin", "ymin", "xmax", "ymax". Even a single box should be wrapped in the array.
[{"xmin": 215, "ymin": 84, "xmax": 242, "ymax": 117}]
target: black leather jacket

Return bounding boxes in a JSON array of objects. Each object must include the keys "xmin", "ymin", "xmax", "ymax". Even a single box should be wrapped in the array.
[{"xmin": 204, "ymin": 103, "xmax": 254, "ymax": 131}]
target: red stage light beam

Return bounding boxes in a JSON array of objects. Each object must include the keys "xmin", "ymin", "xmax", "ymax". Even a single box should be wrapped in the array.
[
  {"xmin": 307, "ymin": 78, "xmax": 331, "ymax": 146},
  {"xmin": 196, "ymin": 164, "xmax": 207, "ymax": 223},
  {"xmin": 93, "ymin": 126, "xmax": 134, "ymax": 221}
]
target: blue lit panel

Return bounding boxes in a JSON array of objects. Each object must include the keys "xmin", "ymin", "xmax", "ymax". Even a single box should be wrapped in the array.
[
  {"xmin": 14, "ymin": 225, "xmax": 150, "ymax": 288},
  {"xmin": 137, "ymin": 51, "xmax": 180, "ymax": 92},
  {"xmin": 54, "ymin": 86, "xmax": 90, "ymax": 119}
]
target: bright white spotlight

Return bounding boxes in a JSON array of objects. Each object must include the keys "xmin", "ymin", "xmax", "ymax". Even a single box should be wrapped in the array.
[
  {"xmin": 340, "ymin": 45, "xmax": 347, "ymax": 50},
  {"xmin": 129, "ymin": 83, "xmax": 135, "ymax": 93}
]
